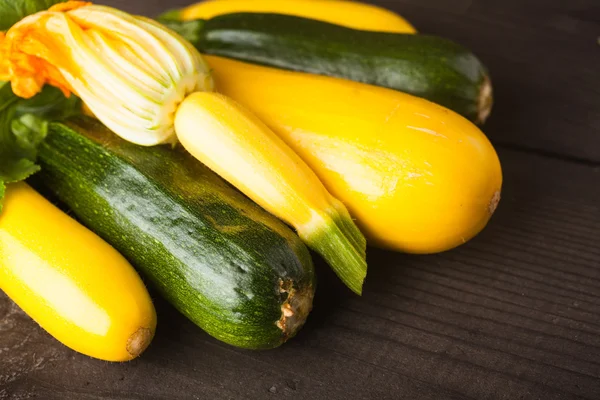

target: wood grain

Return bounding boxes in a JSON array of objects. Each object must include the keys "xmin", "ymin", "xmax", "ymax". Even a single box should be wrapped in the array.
[
  {"xmin": 1, "ymin": 147, "xmax": 599, "ymax": 399},
  {"xmin": 1, "ymin": 1, "xmax": 599, "ymax": 399}
]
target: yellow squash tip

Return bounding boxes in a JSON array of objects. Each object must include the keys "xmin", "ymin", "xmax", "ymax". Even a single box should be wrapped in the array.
[
  {"xmin": 126, "ymin": 327, "xmax": 155, "ymax": 359},
  {"xmin": 489, "ymin": 190, "xmax": 501, "ymax": 216}
]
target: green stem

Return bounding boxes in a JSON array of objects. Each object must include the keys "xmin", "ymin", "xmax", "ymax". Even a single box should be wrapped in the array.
[
  {"xmin": 300, "ymin": 211, "xmax": 367, "ymax": 295},
  {"xmin": 330, "ymin": 200, "xmax": 366, "ymax": 258}
]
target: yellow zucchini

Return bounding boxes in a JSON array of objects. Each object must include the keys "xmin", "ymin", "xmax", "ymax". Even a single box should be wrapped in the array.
[
  {"xmin": 179, "ymin": 0, "xmax": 416, "ymax": 33},
  {"xmin": 205, "ymin": 56, "xmax": 503, "ymax": 254},
  {"xmin": 0, "ymin": 183, "xmax": 157, "ymax": 361}
]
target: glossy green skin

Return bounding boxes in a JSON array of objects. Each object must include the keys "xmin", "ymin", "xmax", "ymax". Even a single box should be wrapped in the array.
[
  {"xmin": 164, "ymin": 13, "xmax": 490, "ymax": 122},
  {"xmin": 35, "ymin": 118, "xmax": 315, "ymax": 350}
]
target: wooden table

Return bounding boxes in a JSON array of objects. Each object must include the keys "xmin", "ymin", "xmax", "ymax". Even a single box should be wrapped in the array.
[{"xmin": 1, "ymin": 1, "xmax": 599, "ymax": 398}]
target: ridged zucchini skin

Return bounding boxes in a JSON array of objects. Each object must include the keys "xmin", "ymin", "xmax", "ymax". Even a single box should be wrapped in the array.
[
  {"xmin": 34, "ymin": 117, "xmax": 315, "ymax": 350},
  {"xmin": 164, "ymin": 13, "xmax": 492, "ymax": 123}
]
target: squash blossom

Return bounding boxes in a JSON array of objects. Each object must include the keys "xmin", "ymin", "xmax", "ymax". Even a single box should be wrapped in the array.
[
  {"xmin": 0, "ymin": 1, "xmax": 212, "ymax": 145},
  {"xmin": 0, "ymin": 2, "xmax": 368, "ymax": 294}
]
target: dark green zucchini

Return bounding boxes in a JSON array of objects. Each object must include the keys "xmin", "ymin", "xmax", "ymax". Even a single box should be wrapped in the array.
[
  {"xmin": 34, "ymin": 117, "xmax": 315, "ymax": 350},
  {"xmin": 162, "ymin": 13, "xmax": 492, "ymax": 123}
]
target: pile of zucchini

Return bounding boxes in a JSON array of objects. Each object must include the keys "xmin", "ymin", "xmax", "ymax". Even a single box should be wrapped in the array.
[{"xmin": 0, "ymin": 0, "xmax": 502, "ymax": 362}]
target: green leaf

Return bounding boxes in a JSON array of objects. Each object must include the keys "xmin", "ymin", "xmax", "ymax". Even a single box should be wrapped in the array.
[
  {"xmin": 16, "ymin": 86, "xmax": 81, "ymax": 120},
  {"xmin": 12, "ymin": 114, "xmax": 49, "ymax": 155},
  {"xmin": 0, "ymin": 0, "xmax": 66, "ymax": 30},
  {"xmin": 0, "ymin": 94, "xmax": 42, "ymax": 183},
  {"xmin": 0, "ymin": 157, "xmax": 40, "ymax": 183},
  {"xmin": 0, "ymin": 83, "xmax": 80, "ymax": 208}
]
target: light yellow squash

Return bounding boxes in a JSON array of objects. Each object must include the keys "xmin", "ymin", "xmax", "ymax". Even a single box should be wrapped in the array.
[
  {"xmin": 206, "ymin": 56, "xmax": 503, "ymax": 254},
  {"xmin": 0, "ymin": 183, "xmax": 157, "ymax": 361},
  {"xmin": 180, "ymin": 0, "xmax": 416, "ymax": 33}
]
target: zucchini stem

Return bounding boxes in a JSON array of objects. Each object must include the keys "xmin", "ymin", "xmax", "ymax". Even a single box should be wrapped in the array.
[
  {"xmin": 299, "ymin": 210, "xmax": 367, "ymax": 295},
  {"xmin": 278, "ymin": 279, "xmax": 315, "ymax": 339},
  {"xmin": 331, "ymin": 199, "xmax": 367, "ymax": 257}
]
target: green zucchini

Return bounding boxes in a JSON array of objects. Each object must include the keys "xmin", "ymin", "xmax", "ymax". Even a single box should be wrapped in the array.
[
  {"xmin": 33, "ymin": 117, "xmax": 315, "ymax": 350},
  {"xmin": 163, "ymin": 13, "xmax": 492, "ymax": 123}
]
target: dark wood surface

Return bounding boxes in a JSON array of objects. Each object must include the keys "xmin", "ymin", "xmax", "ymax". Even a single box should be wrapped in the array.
[{"xmin": 1, "ymin": 1, "xmax": 599, "ymax": 399}]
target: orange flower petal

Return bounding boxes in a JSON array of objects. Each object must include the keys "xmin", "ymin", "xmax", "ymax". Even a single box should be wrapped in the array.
[
  {"xmin": 0, "ymin": 11, "xmax": 79, "ymax": 98},
  {"xmin": 0, "ymin": 32, "xmax": 9, "ymax": 81},
  {"xmin": 49, "ymin": 1, "xmax": 92, "ymax": 13}
]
